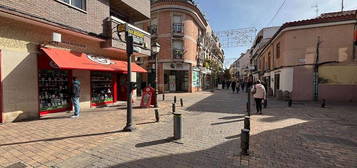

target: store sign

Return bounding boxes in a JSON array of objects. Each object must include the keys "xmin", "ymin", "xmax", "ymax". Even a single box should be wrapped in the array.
[
  {"xmin": 117, "ymin": 23, "xmax": 145, "ymax": 38},
  {"xmin": 87, "ymin": 55, "xmax": 112, "ymax": 65}
]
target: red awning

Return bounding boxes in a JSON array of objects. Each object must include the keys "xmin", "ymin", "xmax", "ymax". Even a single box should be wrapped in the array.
[{"xmin": 41, "ymin": 47, "xmax": 147, "ymax": 73}]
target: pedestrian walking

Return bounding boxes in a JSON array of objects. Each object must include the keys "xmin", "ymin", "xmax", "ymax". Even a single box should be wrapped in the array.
[
  {"xmin": 231, "ymin": 80, "xmax": 236, "ymax": 93},
  {"xmin": 241, "ymin": 82, "xmax": 245, "ymax": 91},
  {"xmin": 236, "ymin": 82, "xmax": 240, "ymax": 94},
  {"xmin": 251, "ymin": 80, "xmax": 266, "ymax": 114},
  {"xmin": 71, "ymin": 77, "xmax": 81, "ymax": 118},
  {"xmin": 222, "ymin": 80, "xmax": 226, "ymax": 89},
  {"xmin": 226, "ymin": 81, "xmax": 231, "ymax": 90}
]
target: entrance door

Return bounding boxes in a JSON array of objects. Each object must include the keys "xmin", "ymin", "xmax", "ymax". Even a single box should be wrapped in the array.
[
  {"xmin": 274, "ymin": 74, "xmax": 280, "ymax": 96},
  {"xmin": 118, "ymin": 74, "xmax": 128, "ymax": 101},
  {"xmin": 169, "ymin": 75, "xmax": 176, "ymax": 92}
]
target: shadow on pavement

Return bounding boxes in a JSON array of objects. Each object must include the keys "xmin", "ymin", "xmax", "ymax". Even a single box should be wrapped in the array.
[
  {"xmin": 0, "ymin": 130, "xmax": 124, "ymax": 147},
  {"xmin": 111, "ymin": 116, "xmax": 357, "ymax": 168},
  {"xmin": 135, "ymin": 137, "xmax": 174, "ymax": 148},
  {"xmin": 211, "ymin": 119, "xmax": 244, "ymax": 125},
  {"xmin": 112, "ymin": 139, "xmax": 241, "ymax": 168}
]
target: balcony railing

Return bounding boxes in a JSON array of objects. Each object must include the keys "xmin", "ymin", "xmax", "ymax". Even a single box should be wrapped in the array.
[
  {"xmin": 173, "ymin": 49, "xmax": 184, "ymax": 59},
  {"xmin": 172, "ymin": 23, "xmax": 184, "ymax": 34}
]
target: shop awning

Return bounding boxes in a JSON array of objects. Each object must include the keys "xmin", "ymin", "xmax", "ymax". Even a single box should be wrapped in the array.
[{"xmin": 41, "ymin": 47, "xmax": 147, "ymax": 73}]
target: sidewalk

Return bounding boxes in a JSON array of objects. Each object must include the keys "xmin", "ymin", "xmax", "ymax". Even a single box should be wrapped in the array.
[
  {"xmin": 249, "ymin": 98, "xmax": 357, "ymax": 168},
  {"xmin": 0, "ymin": 96, "xmax": 173, "ymax": 168},
  {"xmin": 53, "ymin": 90, "xmax": 246, "ymax": 168}
]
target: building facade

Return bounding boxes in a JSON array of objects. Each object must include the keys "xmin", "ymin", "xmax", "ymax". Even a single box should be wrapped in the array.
[
  {"xmin": 0, "ymin": 0, "xmax": 151, "ymax": 122},
  {"xmin": 255, "ymin": 10, "xmax": 357, "ymax": 101},
  {"xmin": 139, "ymin": 0, "xmax": 224, "ymax": 93}
]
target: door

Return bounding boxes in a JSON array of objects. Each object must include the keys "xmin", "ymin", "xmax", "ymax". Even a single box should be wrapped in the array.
[
  {"xmin": 274, "ymin": 74, "xmax": 280, "ymax": 96},
  {"xmin": 169, "ymin": 75, "xmax": 176, "ymax": 92},
  {"xmin": 118, "ymin": 74, "xmax": 128, "ymax": 101}
]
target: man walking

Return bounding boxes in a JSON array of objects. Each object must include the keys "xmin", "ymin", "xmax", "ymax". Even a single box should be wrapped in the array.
[
  {"xmin": 251, "ymin": 80, "xmax": 266, "ymax": 114},
  {"xmin": 71, "ymin": 77, "xmax": 80, "ymax": 118},
  {"xmin": 231, "ymin": 80, "xmax": 236, "ymax": 93}
]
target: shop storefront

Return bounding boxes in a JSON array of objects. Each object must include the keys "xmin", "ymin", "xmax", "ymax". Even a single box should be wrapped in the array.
[
  {"xmin": 163, "ymin": 63, "xmax": 190, "ymax": 92},
  {"xmin": 38, "ymin": 47, "xmax": 146, "ymax": 116}
]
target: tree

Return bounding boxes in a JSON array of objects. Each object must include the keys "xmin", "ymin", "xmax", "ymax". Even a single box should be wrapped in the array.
[{"xmin": 223, "ymin": 69, "xmax": 231, "ymax": 80}]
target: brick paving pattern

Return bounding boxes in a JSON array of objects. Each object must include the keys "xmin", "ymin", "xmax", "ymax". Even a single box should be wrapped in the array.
[{"xmin": 0, "ymin": 89, "xmax": 356, "ymax": 168}]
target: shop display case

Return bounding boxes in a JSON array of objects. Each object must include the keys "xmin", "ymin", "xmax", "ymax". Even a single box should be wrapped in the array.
[
  {"xmin": 38, "ymin": 70, "xmax": 71, "ymax": 113},
  {"xmin": 91, "ymin": 71, "xmax": 113, "ymax": 106}
]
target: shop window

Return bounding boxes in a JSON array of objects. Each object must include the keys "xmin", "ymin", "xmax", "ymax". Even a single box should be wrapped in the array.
[
  {"xmin": 59, "ymin": 0, "xmax": 86, "ymax": 11},
  {"xmin": 39, "ymin": 70, "xmax": 71, "ymax": 113},
  {"xmin": 91, "ymin": 71, "xmax": 113, "ymax": 106}
]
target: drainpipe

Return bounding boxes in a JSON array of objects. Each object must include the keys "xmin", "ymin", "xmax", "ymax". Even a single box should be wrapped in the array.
[{"xmin": 313, "ymin": 36, "xmax": 321, "ymax": 101}]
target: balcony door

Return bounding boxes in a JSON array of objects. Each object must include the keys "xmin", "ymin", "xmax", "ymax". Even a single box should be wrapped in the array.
[{"xmin": 172, "ymin": 40, "xmax": 184, "ymax": 59}]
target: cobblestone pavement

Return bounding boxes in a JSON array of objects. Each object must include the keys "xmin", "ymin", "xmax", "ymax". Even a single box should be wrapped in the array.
[
  {"xmin": 53, "ymin": 90, "xmax": 246, "ymax": 168},
  {"xmin": 0, "ymin": 97, "xmax": 174, "ymax": 168},
  {"xmin": 1, "ymin": 89, "xmax": 357, "ymax": 168},
  {"xmin": 249, "ymin": 97, "xmax": 357, "ymax": 168}
]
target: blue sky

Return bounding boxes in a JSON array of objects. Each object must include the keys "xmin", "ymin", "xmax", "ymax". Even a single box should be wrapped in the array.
[{"xmin": 194, "ymin": 0, "xmax": 357, "ymax": 68}]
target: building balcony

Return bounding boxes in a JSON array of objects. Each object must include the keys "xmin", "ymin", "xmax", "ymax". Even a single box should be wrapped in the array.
[
  {"xmin": 172, "ymin": 23, "xmax": 184, "ymax": 37},
  {"xmin": 173, "ymin": 49, "xmax": 184, "ymax": 59},
  {"xmin": 101, "ymin": 16, "xmax": 151, "ymax": 56},
  {"xmin": 110, "ymin": 0, "xmax": 150, "ymax": 22}
]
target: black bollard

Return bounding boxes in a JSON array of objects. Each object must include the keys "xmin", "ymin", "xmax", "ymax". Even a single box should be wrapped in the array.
[
  {"xmin": 180, "ymin": 98, "xmax": 183, "ymax": 107},
  {"xmin": 288, "ymin": 99, "xmax": 292, "ymax": 107},
  {"xmin": 155, "ymin": 109, "xmax": 160, "ymax": 122},
  {"xmin": 244, "ymin": 116, "xmax": 250, "ymax": 130},
  {"xmin": 172, "ymin": 103, "xmax": 176, "ymax": 114},
  {"xmin": 321, "ymin": 99, "xmax": 326, "ymax": 108},
  {"xmin": 163, "ymin": 94, "xmax": 165, "ymax": 101},
  {"xmin": 173, "ymin": 113, "xmax": 182, "ymax": 140},
  {"xmin": 241, "ymin": 129, "xmax": 250, "ymax": 155},
  {"xmin": 174, "ymin": 96, "xmax": 177, "ymax": 104}
]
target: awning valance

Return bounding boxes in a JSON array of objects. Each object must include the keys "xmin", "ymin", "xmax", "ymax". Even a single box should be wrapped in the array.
[{"xmin": 41, "ymin": 47, "xmax": 147, "ymax": 73}]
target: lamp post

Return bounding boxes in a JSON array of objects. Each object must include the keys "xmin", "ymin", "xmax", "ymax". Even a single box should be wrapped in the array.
[{"xmin": 152, "ymin": 42, "xmax": 161, "ymax": 108}]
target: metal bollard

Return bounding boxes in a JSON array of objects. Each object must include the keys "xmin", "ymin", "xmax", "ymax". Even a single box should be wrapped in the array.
[
  {"xmin": 163, "ymin": 94, "xmax": 165, "ymax": 101},
  {"xmin": 244, "ymin": 116, "xmax": 250, "ymax": 130},
  {"xmin": 241, "ymin": 129, "xmax": 250, "ymax": 155},
  {"xmin": 155, "ymin": 109, "xmax": 160, "ymax": 122},
  {"xmin": 288, "ymin": 99, "xmax": 292, "ymax": 107},
  {"xmin": 172, "ymin": 103, "xmax": 176, "ymax": 114},
  {"xmin": 174, "ymin": 96, "xmax": 177, "ymax": 104},
  {"xmin": 321, "ymin": 99, "xmax": 326, "ymax": 108},
  {"xmin": 180, "ymin": 98, "xmax": 183, "ymax": 107},
  {"xmin": 174, "ymin": 113, "xmax": 182, "ymax": 140}
]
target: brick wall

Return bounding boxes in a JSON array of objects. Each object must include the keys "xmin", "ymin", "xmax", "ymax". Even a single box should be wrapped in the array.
[{"xmin": 0, "ymin": 0, "xmax": 110, "ymax": 35}]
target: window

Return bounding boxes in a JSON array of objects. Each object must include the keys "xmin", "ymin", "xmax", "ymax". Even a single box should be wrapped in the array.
[
  {"xmin": 172, "ymin": 15, "xmax": 183, "ymax": 33},
  {"xmin": 172, "ymin": 40, "xmax": 184, "ymax": 59},
  {"xmin": 59, "ymin": 0, "xmax": 86, "ymax": 11},
  {"xmin": 276, "ymin": 42, "xmax": 280, "ymax": 59}
]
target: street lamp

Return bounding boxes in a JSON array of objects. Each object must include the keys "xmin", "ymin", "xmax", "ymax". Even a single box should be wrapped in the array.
[{"xmin": 152, "ymin": 42, "xmax": 161, "ymax": 108}]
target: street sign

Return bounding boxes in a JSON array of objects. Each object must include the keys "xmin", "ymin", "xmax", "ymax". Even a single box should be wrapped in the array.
[{"xmin": 117, "ymin": 24, "xmax": 126, "ymax": 33}]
